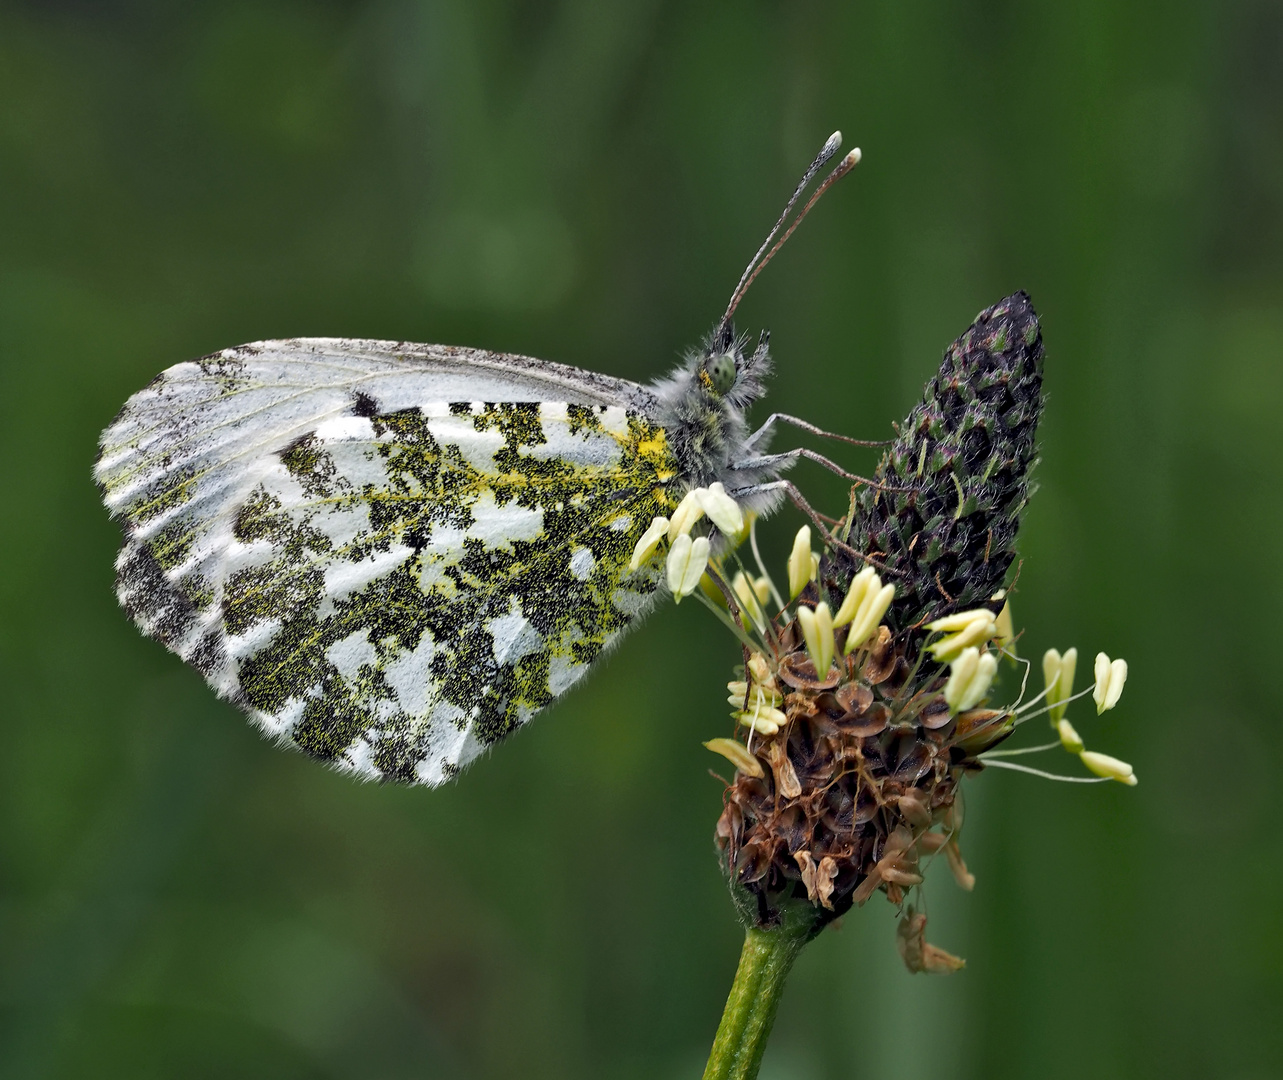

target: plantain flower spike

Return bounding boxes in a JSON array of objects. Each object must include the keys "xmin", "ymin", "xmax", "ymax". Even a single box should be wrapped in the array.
[
  {"xmin": 703, "ymin": 293, "xmax": 1133, "ymax": 984},
  {"xmin": 1093, "ymin": 653, "xmax": 1128, "ymax": 714}
]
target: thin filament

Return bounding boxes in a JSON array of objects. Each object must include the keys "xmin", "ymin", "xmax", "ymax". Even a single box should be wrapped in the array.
[
  {"xmin": 749, "ymin": 519, "xmax": 785, "ymax": 614},
  {"xmin": 979, "ymin": 739, "xmax": 1062, "ymax": 758},
  {"xmin": 981, "ymin": 759, "xmax": 1108, "ymax": 783}
]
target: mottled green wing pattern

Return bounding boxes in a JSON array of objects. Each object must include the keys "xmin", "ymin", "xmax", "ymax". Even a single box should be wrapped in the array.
[{"xmin": 97, "ymin": 344, "xmax": 679, "ymax": 785}]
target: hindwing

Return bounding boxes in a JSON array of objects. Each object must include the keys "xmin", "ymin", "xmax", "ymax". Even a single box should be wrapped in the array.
[{"xmin": 97, "ymin": 344, "xmax": 679, "ymax": 784}]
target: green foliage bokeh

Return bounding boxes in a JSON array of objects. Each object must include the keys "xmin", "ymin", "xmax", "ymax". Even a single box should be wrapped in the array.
[{"xmin": 2, "ymin": 2, "xmax": 1280, "ymax": 1077}]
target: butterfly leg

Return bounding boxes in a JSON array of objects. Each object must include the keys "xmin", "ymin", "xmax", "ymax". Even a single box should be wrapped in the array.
[
  {"xmin": 727, "ymin": 478, "xmax": 903, "ymax": 579},
  {"xmin": 744, "ymin": 413, "xmax": 889, "ymax": 451},
  {"xmin": 730, "ymin": 447, "xmax": 884, "ymax": 489}
]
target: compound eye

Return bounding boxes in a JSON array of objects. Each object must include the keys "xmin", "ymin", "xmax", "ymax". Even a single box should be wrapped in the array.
[{"xmin": 705, "ymin": 352, "xmax": 737, "ymax": 396}]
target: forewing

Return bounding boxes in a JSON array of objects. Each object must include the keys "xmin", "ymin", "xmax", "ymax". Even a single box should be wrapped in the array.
[
  {"xmin": 95, "ymin": 338, "xmax": 655, "ymax": 499},
  {"xmin": 97, "ymin": 343, "xmax": 677, "ymax": 785}
]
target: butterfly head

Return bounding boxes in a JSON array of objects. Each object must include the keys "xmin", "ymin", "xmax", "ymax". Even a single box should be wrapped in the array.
[
  {"xmin": 700, "ymin": 349, "xmax": 736, "ymax": 397},
  {"xmin": 696, "ymin": 319, "xmax": 772, "ymax": 410},
  {"xmin": 647, "ymin": 322, "xmax": 772, "ymax": 492}
]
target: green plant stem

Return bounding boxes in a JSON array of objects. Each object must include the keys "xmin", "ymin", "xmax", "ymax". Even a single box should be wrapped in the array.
[{"xmin": 702, "ymin": 919, "xmax": 812, "ymax": 1080}]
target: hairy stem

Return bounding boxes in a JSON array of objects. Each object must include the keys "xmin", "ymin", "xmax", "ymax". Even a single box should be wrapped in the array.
[{"xmin": 702, "ymin": 915, "xmax": 813, "ymax": 1080}]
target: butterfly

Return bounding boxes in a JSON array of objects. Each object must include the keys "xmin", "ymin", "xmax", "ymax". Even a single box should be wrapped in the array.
[{"xmin": 95, "ymin": 133, "xmax": 864, "ymax": 785}]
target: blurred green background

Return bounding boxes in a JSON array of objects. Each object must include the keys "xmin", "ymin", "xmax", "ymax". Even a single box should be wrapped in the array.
[{"xmin": 2, "ymin": 1, "xmax": 1280, "ymax": 1077}]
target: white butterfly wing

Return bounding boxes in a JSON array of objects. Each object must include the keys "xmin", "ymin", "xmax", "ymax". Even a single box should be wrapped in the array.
[{"xmin": 96, "ymin": 340, "xmax": 677, "ymax": 784}]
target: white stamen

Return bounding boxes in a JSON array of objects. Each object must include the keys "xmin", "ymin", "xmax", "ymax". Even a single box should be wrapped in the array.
[
  {"xmin": 699, "ymin": 482, "xmax": 745, "ymax": 538},
  {"xmin": 667, "ymin": 489, "xmax": 706, "ymax": 541},
  {"xmin": 1079, "ymin": 750, "xmax": 1138, "ymax": 786},
  {"xmin": 1093, "ymin": 653, "xmax": 1128, "ymax": 714},
  {"xmin": 993, "ymin": 600, "xmax": 1016, "ymax": 658},
  {"xmin": 628, "ymin": 516, "xmax": 670, "ymax": 572},
  {"xmin": 730, "ymin": 571, "xmax": 767, "ymax": 632},
  {"xmin": 734, "ymin": 704, "xmax": 785, "ymax": 736},
  {"xmin": 832, "ymin": 566, "xmax": 876, "ymax": 627},
  {"xmin": 845, "ymin": 582, "xmax": 895, "ymax": 655},
  {"xmin": 926, "ymin": 608, "xmax": 995, "ymax": 634},
  {"xmin": 1043, "ymin": 647, "xmax": 1078, "ymax": 723},
  {"xmin": 944, "ymin": 648, "xmax": 997, "ymax": 713},
  {"xmin": 666, "ymin": 534, "xmax": 710, "ymax": 601},
  {"xmin": 704, "ymin": 737, "xmax": 765, "ymax": 779},
  {"xmin": 787, "ymin": 526, "xmax": 815, "ymax": 601},
  {"xmin": 928, "ymin": 610, "xmax": 998, "ymax": 663},
  {"xmin": 1056, "ymin": 718, "xmax": 1084, "ymax": 753},
  {"xmin": 797, "ymin": 602, "xmax": 835, "ymax": 676}
]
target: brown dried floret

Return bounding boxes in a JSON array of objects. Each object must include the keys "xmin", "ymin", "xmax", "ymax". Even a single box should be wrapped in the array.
[
  {"xmin": 897, "ymin": 907, "xmax": 966, "ymax": 973},
  {"xmin": 716, "ymin": 609, "xmax": 986, "ymax": 926},
  {"xmin": 777, "ymin": 651, "xmax": 841, "ymax": 691}
]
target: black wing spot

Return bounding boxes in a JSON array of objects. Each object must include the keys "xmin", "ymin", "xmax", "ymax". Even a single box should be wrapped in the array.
[
  {"xmin": 188, "ymin": 629, "xmax": 226, "ymax": 677},
  {"xmin": 352, "ymin": 391, "xmax": 379, "ymax": 417}
]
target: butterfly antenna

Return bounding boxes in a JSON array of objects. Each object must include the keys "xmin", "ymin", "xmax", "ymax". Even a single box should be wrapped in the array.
[
  {"xmin": 721, "ymin": 132, "xmax": 842, "ymax": 328},
  {"xmin": 719, "ymin": 132, "xmax": 862, "ymax": 331}
]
